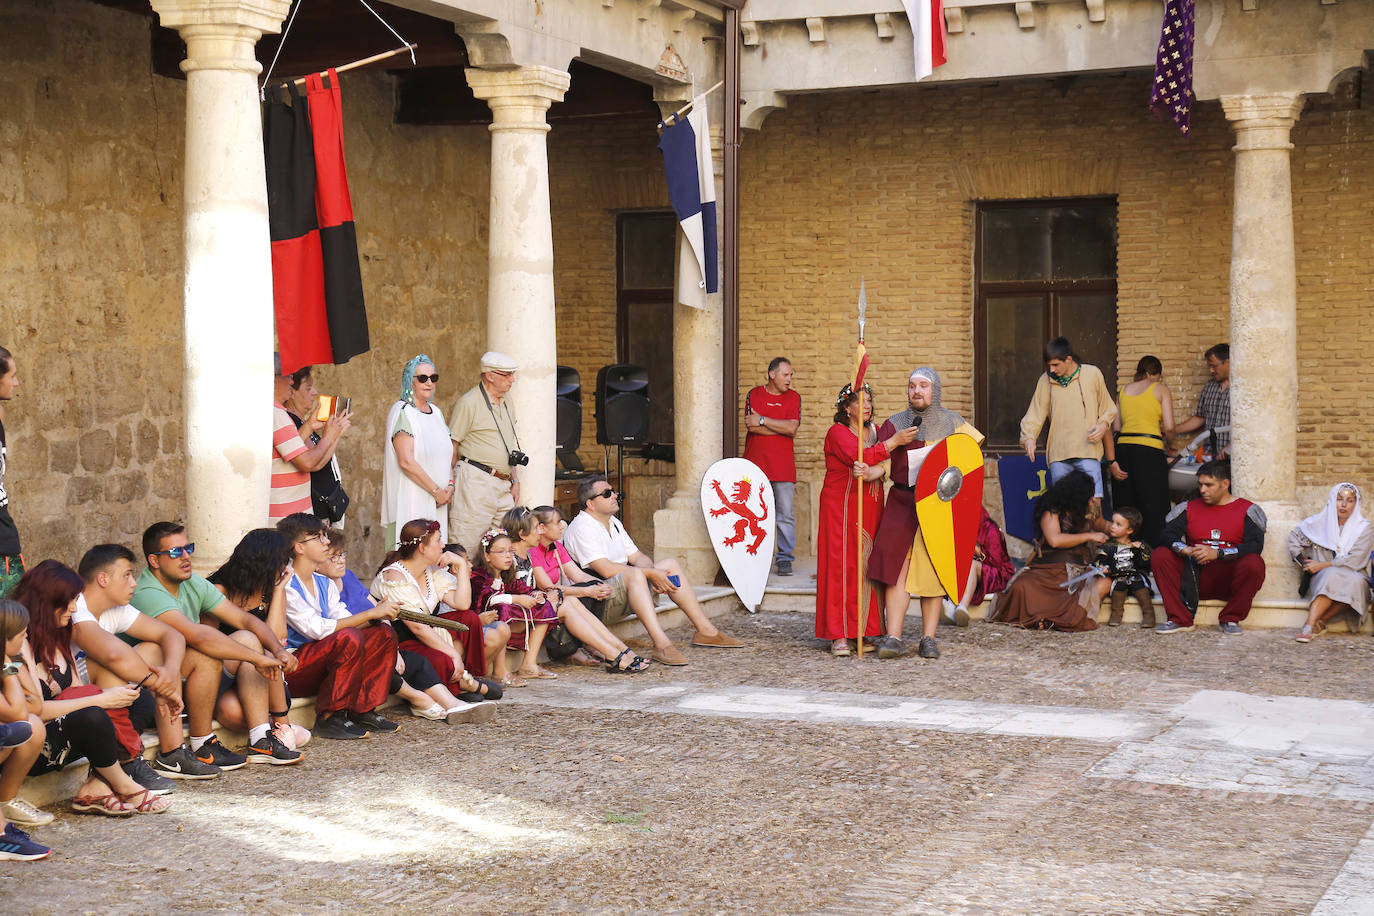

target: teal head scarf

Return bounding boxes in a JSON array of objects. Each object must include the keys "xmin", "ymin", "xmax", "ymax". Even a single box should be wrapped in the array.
[{"xmin": 400, "ymin": 354, "xmax": 435, "ymax": 407}]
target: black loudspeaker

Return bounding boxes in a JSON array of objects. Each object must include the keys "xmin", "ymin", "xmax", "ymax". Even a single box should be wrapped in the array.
[
  {"xmin": 555, "ymin": 366, "xmax": 582, "ymax": 453},
  {"xmin": 595, "ymin": 364, "xmax": 650, "ymax": 445}
]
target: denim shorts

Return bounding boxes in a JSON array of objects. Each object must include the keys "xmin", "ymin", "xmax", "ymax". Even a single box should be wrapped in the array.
[{"xmin": 1049, "ymin": 457, "xmax": 1104, "ymax": 498}]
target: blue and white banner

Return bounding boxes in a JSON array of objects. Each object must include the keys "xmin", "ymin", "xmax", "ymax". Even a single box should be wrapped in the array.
[{"xmin": 658, "ymin": 102, "xmax": 718, "ymax": 307}]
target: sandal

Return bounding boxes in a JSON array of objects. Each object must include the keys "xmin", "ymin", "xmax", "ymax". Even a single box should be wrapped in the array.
[
  {"xmin": 606, "ymin": 648, "xmax": 650, "ymax": 673},
  {"xmin": 119, "ymin": 788, "xmax": 172, "ymax": 814},
  {"xmin": 72, "ymin": 792, "xmax": 135, "ymax": 817},
  {"xmin": 517, "ymin": 666, "xmax": 558, "ymax": 679},
  {"xmin": 831, "ymin": 639, "xmax": 852, "ymax": 657},
  {"xmin": 501, "ymin": 675, "xmax": 528, "ymax": 688},
  {"xmin": 568, "ymin": 648, "xmax": 602, "ymax": 668}
]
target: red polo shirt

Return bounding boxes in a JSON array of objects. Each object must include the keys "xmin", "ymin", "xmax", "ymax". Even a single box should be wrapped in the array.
[{"xmin": 742, "ymin": 386, "xmax": 800, "ymax": 483}]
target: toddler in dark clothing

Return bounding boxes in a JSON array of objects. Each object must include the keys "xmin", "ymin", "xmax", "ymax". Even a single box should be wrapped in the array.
[{"xmin": 1095, "ymin": 508, "xmax": 1157, "ymax": 628}]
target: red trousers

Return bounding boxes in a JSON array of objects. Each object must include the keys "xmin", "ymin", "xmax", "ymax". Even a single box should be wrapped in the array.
[
  {"xmin": 1152, "ymin": 550, "xmax": 1266, "ymax": 626},
  {"xmin": 286, "ymin": 625, "xmax": 397, "ymax": 715},
  {"xmin": 398, "ymin": 608, "xmax": 484, "ymax": 687}
]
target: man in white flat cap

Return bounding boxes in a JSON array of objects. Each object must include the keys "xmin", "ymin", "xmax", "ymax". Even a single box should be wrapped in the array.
[{"xmin": 449, "ymin": 351, "xmax": 525, "ymax": 554}]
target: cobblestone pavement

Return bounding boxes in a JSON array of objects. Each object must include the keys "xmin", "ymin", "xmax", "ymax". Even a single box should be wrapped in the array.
[{"xmin": 7, "ymin": 611, "xmax": 1374, "ymax": 914}]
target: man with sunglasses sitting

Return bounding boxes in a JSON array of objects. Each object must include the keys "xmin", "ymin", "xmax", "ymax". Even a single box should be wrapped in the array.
[
  {"xmin": 130, "ymin": 523, "xmax": 301, "ymax": 770},
  {"xmin": 562, "ymin": 475, "xmax": 743, "ymax": 666}
]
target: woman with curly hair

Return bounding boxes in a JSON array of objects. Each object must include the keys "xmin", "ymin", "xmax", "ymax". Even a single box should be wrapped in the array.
[
  {"xmin": 815, "ymin": 383, "xmax": 897, "ymax": 656},
  {"xmin": 207, "ymin": 530, "xmax": 309, "ymax": 751},
  {"xmin": 990, "ymin": 469, "xmax": 1111, "ymax": 631}
]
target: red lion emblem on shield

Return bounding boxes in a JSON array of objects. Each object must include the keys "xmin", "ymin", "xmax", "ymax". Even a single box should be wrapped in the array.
[{"xmin": 708, "ymin": 478, "xmax": 770, "ymax": 554}]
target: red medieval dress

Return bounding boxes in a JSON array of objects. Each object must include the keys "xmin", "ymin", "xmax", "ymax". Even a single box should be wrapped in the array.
[{"xmin": 815, "ymin": 422, "xmax": 889, "ymax": 639}]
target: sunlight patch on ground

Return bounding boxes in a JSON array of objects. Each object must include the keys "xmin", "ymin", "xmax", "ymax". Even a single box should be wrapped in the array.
[{"xmin": 172, "ymin": 773, "xmax": 606, "ymax": 864}]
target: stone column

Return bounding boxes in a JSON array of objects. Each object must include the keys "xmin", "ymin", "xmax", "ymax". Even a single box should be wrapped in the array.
[
  {"xmin": 1221, "ymin": 92, "xmax": 1304, "ymax": 599},
  {"xmin": 653, "ymin": 127, "xmax": 725, "ymax": 585},
  {"xmin": 150, "ymin": 0, "xmax": 290, "ymax": 572},
  {"xmin": 466, "ymin": 66, "xmax": 571, "ymax": 509}
]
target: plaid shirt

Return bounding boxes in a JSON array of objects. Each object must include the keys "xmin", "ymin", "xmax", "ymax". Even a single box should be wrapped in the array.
[{"xmin": 1194, "ymin": 380, "xmax": 1231, "ymax": 452}]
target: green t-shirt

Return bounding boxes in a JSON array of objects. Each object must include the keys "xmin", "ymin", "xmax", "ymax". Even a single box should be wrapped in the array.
[{"xmin": 130, "ymin": 567, "xmax": 224, "ymax": 625}]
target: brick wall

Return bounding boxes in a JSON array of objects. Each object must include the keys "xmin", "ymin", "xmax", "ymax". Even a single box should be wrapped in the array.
[{"xmin": 738, "ymin": 74, "xmax": 1374, "ymax": 546}]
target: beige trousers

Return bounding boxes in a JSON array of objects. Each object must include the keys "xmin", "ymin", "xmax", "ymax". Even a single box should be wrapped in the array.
[{"xmin": 448, "ymin": 460, "xmax": 515, "ymax": 555}]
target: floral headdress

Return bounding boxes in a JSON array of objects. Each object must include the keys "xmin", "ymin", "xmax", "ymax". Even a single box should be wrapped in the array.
[
  {"xmin": 835, "ymin": 381, "xmax": 874, "ymax": 410},
  {"xmin": 479, "ymin": 527, "xmax": 508, "ymax": 552},
  {"xmin": 400, "ymin": 519, "xmax": 440, "ymax": 548}
]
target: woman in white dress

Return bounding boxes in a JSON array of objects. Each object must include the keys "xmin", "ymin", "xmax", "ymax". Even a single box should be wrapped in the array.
[
  {"xmin": 382, "ymin": 355, "xmax": 456, "ymax": 549},
  {"xmin": 1289, "ymin": 482, "xmax": 1374, "ymax": 642}
]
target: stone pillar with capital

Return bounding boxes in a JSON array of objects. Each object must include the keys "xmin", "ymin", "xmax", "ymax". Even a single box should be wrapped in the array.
[
  {"xmin": 1221, "ymin": 92, "xmax": 1305, "ymax": 600},
  {"xmin": 149, "ymin": 0, "xmax": 291, "ymax": 572},
  {"xmin": 653, "ymin": 126, "xmax": 725, "ymax": 585},
  {"xmin": 467, "ymin": 66, "xmax": 571, "ymax": 510}
]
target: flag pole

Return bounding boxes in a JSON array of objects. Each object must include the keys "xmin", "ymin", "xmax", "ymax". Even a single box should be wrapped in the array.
[{"xmin": 855, "ymin": 280, "xmax": 869, "ymax": 658}]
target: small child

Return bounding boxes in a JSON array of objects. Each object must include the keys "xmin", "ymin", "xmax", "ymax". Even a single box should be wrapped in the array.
[{"xmin": 1095, "ymin": 508, "xmax": 1157, "ymax": 628}]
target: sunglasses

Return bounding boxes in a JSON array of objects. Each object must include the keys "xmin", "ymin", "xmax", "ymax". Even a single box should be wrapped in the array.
[
  {"xmin": 154, "ymin": 543, "xmax": 196, "ymax": 559},
  {"xmin": 413, "ymin": 373, "xmax": 440, "ymax": 384},
  {"xmin": 592, "ymin": 489, "xmax": 617, "ymax": 500}
]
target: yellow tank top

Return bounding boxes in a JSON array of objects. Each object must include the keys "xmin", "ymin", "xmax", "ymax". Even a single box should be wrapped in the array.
[{"xmin": 1117, "ymin": 383, "xmax": 1164, "ymax": 449}]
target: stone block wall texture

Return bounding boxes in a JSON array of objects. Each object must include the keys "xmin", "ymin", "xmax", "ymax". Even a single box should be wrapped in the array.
[
  {"xmin": 2, "ymin": 0, "xmax": 490, "ymax": 577},
  {"xmin": 738, "ymin": 74, "xmax": 1374, "ymax": 548},
  {"xmin": 1, "ymin": 0, "xmax": 188, "ymax": 569}
]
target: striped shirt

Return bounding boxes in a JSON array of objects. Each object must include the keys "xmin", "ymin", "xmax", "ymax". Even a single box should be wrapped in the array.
[{"xmin": 270, "ymin": 404, "xmax": 311, "ymax": 523}]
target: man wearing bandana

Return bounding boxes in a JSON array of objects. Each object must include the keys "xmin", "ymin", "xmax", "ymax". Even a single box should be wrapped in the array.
[
  {"xmin": 867, "ymin": 367, "xmax": 974, "ymax": 661},
  {"xmin": 1019, "ymin": 337, "xmax": 1117, "ymax": 524}
]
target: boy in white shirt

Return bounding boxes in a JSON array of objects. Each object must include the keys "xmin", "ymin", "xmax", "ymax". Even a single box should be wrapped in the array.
[{"xmin": 277, "ymin": 514, "xmax": 400, "ymax": 739}]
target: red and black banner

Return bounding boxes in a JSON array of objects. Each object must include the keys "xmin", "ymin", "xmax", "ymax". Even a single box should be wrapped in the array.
[{"xmin": 264, "ymin": 69, "xmax": 369, "ymax": 376}]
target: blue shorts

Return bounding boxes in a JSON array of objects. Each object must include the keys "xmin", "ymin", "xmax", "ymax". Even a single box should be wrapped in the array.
[{"xmin": 1049, "ymin": 458, "xmax": 1104, "ymax": 498}]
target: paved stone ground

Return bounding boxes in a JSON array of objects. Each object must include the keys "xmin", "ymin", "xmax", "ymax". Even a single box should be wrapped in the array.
[{"xmin": 6, "ymin": 611, "xmax": 1374, "ymax": 914}]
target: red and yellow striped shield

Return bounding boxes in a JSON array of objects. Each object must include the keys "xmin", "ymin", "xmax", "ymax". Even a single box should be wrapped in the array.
[{"xmin": 914, "ymin": 433, "xmax": 985, "ymax": 599}]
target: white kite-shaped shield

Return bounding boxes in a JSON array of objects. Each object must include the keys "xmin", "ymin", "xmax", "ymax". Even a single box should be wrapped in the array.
[{"xmin": 701, "ymin": 458, "xmax": 776, "ymax": 612}]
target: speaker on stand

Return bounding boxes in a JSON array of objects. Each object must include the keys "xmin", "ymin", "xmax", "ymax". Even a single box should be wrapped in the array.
[
  {"xmin": 595, "ymin": 364, "xmax": 650, "ymax": 518},
  {"xmin": 555, "ymin": 365, "xmax": 583, "ymax": 476}
]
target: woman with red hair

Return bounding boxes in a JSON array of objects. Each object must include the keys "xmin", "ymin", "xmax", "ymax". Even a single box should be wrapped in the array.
[{"xmin": 11, "ymin": 561, "xmax": 170, "ymax": 815}]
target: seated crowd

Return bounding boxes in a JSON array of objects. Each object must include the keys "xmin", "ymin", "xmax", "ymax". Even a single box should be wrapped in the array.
[{"xmin": 0, "ymin": 471, "xmax": 737, "ymax": 861}]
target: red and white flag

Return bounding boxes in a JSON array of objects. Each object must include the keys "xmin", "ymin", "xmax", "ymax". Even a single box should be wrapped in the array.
[{"xmin": 902, "ymin": 0, "xmax": 947, "ymax": 82}]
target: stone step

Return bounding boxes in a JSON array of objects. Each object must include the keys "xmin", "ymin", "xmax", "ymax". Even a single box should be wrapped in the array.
[
  {"xmin": 17, "ymin": 694, "xmax": 387, "ymax": 810},
  {"xmin": 757, "ymin": 587, "xmax": 1330, "ymax": 632},
  {"xmin": 603, "ymin": 585, "xmax": 743, "ymax": 642}
]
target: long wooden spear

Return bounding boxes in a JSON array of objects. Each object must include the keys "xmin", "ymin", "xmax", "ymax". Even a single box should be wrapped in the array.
[{"xmin": 854, "ymin": 280, "xmax": 870, "ymax": 657}]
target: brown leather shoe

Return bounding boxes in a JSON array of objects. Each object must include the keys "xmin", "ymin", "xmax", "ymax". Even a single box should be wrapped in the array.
[
  {"xmin": 691, "ymin": 631, "xmax": 744, "ymax": 649},
  {"xmin": 651, "ymin": 645, "xmax": 689, "ymax": 666}
]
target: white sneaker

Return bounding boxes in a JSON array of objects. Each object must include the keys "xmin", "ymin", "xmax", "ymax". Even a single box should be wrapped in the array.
[
  {"xmin": 410, "ymin": 703, "xmax": 446, "ymax": 720},
  {"xmin": 1, "ymin": 797, "xmax": 53, "ymax": 827},
  {"xmin": 941, "ymin": 598, "xmax": 958, "ymax": 626}
]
